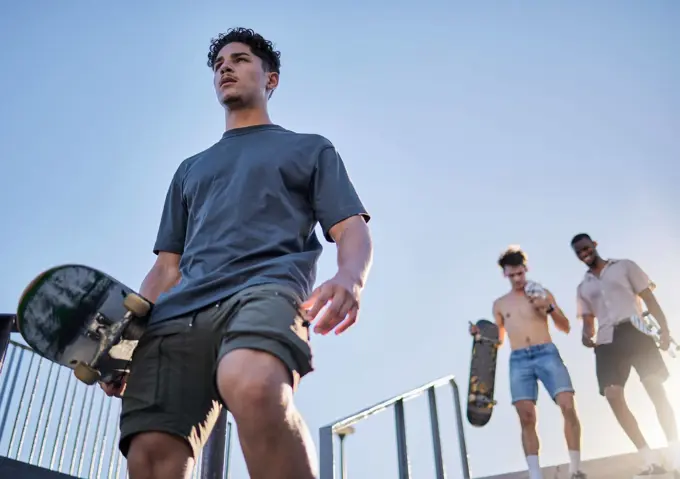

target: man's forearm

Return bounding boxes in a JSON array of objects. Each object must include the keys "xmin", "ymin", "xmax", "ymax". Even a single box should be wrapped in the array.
[
  {"xmin": 550, "ymin": 308, "xmax": 571, "ymax": 333},
  {"xmin": 582, "ymin": 315, "xmax": 595, "ymax": 338},
  {"xmin": 140, "ymin": 265, "xmax": 181, "ymax": 303},
  {"xmin": 646, "ymin": 296, "xmax": 669, "ymax": 332},
  {"xmin": 639, "ymin": 289, "xmax": 668, "ymax": 331},
  {"xmin": 336, "ymin": 221, "xmax": 373, "ymax": 288}
]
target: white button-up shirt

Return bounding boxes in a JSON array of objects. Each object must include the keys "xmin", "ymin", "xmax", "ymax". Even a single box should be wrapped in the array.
[{"xmin": 576, "ymin": 258, "xmax": 654, "ymax": 344}]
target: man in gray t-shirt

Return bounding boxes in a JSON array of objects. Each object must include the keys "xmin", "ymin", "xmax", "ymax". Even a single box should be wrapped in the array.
[{"xmin": 101, "ymin": 28, "xmax": 373, "ymax": 479}]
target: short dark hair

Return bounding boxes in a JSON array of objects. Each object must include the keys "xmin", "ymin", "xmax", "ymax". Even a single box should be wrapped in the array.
[
  {"xmin": 570, "ymin": 233, "xmax": 592, "ymax": 246},
  {"xmin": 498, "ymin": 246, "xmax": 527, "ymax": 269},
  {"xmin": 207, "ymin": 27, "xmax": 281, "ymax": 73}
]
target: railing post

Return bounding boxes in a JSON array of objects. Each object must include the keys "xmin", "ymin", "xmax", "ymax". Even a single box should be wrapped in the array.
[
  {"xmin": 319, "ymin": 425, "xmax": 335, "ymax": 479},
  {"xmin": 427, "ymin": 387, "xmax": 445, "ymax": 479},
  {"xmin": 201, "ymin": 409, "xmax": 228, "ymax": 479},
  {"xmin": 0, "ymin": 315, "xmax": 13, "ymax": 375},
  {"xmin": 450, "ymin": 379, "xmax": 471, "ymax": 479},
  {"xmin": 394, "ymin": 399, "xmax": 410, "ymax": 479},
  {"xmin": 224, "ymin": 420, "xmax": 233, "ymax": 479}
]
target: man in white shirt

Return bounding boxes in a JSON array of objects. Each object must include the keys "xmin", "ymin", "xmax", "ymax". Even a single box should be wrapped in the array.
[{"xmin": 572, "ymin": 233, "xmax": 678, "ymax": 475}]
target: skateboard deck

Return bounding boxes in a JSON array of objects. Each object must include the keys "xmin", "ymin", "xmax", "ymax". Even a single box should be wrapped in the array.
[
  {"xmin": 15, "ymin": 264, "xmax": 153, "ymax": 385},
  {"xmin": 631, "ymin": 312, "xmax": 680, "ymax": 358},
  {"xmin": 467, "ymin": 319, "xmax": 500, "ymax": 427}
]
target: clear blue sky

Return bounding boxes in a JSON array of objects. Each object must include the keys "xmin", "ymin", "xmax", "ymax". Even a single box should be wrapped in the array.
[{"xmin": 1, "ymin": 1, "xmax": 679, "ymax": 477}]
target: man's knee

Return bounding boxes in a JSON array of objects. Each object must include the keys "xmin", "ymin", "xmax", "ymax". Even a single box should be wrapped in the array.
[
  {"xmin": 217, "ymin": 348, "xmax": 294, "ymax": 421},
  {"xmin": 642, "ymin": 376, "xmax": 669, "ymax": 404},
  {"xmin": 515, "ymin": 401, "xmax": 536, "ymax": 428},
  {"xmin": 127, "ymin": 432, "xmax": 193, "ymax": 479},
  {"xmin": 555, "ymin": 392, "xmax": 577, "ymax": 418},
  {"xmin": 604, "ymin": 385, "xmax": 626, "ymax": 408}
]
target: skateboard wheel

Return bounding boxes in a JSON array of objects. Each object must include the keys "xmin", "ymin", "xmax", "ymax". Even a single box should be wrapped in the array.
[
  {"xmin": 123, "ymin": 293, "xmax": 151, "ymax": 317},
  {"xmin": 74, "ymin": 361, "xmax": 101, "ymax": 385},
  {"xmin": 468, "ymin": 394, "xmax": 476, "ymax": 402}
]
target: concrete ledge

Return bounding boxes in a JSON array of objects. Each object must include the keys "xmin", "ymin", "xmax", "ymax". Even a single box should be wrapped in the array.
[
  {"xmin": 476, "ymin": 447, "xmax": 675, "ymax": 479},
  {"xmin": 0, "ymin": 457, "xmax": 77, "ymax": 478}
]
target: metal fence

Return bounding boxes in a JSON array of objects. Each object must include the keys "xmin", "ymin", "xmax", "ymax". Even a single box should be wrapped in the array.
[
  {"xmin": 0, "ymin": 337, "xmax": 233, "ymax": 479},
  {"xmin": 318, "ymin": 374, "xmax": 471, "ymax": 479}
]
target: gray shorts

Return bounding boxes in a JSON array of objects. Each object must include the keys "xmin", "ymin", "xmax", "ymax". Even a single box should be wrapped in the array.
[{"xmin": 118, "ymin": 283, "xmax": 313, "ymax": 458}]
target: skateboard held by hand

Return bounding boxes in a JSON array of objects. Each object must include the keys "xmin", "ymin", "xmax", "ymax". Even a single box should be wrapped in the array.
[
  {"xmin": 466, "ymin": 319, "xmax": 500, "ymax": 427},
  {"xmin": 16, "ymin": 264, "xmax": 153, "ymax": 386}
]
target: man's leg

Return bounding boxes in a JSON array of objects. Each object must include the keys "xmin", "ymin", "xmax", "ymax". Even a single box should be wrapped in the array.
[
  {"xmin": 514, "ymin": 401, "xmax": 541, "ymax": 479},
  {"xmin": 120, "ymin": 314, "xmax": 223, "ymax": 479},
  {"xmin": 509, "ymin": 350, "xmax": 541, "ymax": 479},
  {"xmin": 217, "ymin": 349, "xmax": 317, "ymax": 479},
  {"xmin": 631, "ymin": 327, "xmax": 679, "ymax": 469},
  {"xmin": 536, "ymin": 344, "xmax": 583, "ymax": 475},
  {"xmin": 596, "ymin": 331, "xmax": 664, "ymax": 473},
  {"xmin": 216, "ymin": 285, "xmax": 316, "ymax": 479}
]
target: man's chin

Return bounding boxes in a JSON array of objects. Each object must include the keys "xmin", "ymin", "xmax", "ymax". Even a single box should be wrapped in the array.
[{"xmin": 220, "ymin": 93, "xmax": 244, "ymax": 107}]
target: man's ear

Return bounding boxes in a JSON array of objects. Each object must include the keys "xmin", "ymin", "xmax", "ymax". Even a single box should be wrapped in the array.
[
  {"xmin": 593, "ymin": 240, "xmax": 598, "ymax": 248},
  {"xmin": 266, "ymin": 71, "xmax": 279, "ymax": 92}
]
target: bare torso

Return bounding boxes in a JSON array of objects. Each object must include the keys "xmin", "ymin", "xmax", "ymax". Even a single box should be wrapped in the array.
[{"xmin": 495, "ymin": 292, "xmax": 552, "ymax": 350}]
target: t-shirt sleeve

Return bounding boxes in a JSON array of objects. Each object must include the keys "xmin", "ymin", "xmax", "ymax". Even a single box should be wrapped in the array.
[
  {"xmin": 153, "ymin": 165, "xmax": 188, "ymax": 255},
  {"xmin": 624, "ymin": 259, "xmax": 652, "ymax": 294},
  {"xmin": 311, "ymin": 145, "xmax": 370, "ymax": 242}
]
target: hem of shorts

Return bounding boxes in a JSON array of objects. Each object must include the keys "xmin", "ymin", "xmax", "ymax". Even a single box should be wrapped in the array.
[
  {"xmin": 510, "ymin": 396, "xmax": 537, "ymax": 404},
  {"xmin": 550, "ymin": 387, "xmax": 575, "ymax": 401},
  {"xmin": 119, "ymin": 426, "xmax": 196, "ymax": 459}
]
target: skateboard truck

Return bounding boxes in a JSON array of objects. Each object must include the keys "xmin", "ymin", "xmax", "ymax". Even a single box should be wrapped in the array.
[{"xmin": 73, "ymin": 293, "xmax": 151, "ymax": 385}]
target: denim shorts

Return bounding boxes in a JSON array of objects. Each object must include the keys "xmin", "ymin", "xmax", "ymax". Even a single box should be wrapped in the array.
[{"xmin": 509, "ymin": 342, "xmax": 574, "ymax": 404}]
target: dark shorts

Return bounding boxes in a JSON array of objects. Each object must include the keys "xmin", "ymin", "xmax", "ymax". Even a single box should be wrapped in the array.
[
  {"xmin": 595, "ymin": 321, "xmax": 668, "ymax": 396},
  {"xmin": 118, "ymin": 283, "xmax": 313, "ymax": 459}
]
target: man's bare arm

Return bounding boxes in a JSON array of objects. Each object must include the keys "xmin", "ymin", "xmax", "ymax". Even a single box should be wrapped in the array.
[
  {"xmin": 639, "ymin": 288, "xmax": 669, "ymax": 333},
  {"xmin": 581, "ymin": 313, "xmax": 596, "ymax": 346},
  {"xmin": 492, "ymin": 300, "xmax": 506, "ymax": 346},
  {"xmin": 140, "ymin": 252, "xmax": 182, "ymax": 303},
  {"xmin": 546, "ymin": 291, "xmax": 570, "ymax": 334},
  {"xmin": 328, "ymin": 215, "xmax": 373, "ymax": 289}
]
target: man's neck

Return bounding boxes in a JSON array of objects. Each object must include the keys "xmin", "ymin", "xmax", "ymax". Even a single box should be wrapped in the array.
[
  {"xmin": 589, "ymin": 257, "xmax": 608, "ymax": 275},
  {"xmin": 225, "ymin": 107, "xmax": 272, "ymax": 131}
]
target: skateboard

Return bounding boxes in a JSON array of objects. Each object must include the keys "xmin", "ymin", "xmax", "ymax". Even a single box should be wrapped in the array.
[
  {"xmin": 467, "ymin": 319, "xmax": 500, "ymax": 427},
  {"xmin": 15, "ymin": 264, "xmax": 153, "ymax": 386},
  {"xmin": 631, "ymin": 312, "xmax": 680, "ymax": 358}
]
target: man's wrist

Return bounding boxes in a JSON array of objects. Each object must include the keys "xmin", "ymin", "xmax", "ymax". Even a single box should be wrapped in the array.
[{"xmin": 336, "ymin": 268, "xmax": 364, "ymax": 289}]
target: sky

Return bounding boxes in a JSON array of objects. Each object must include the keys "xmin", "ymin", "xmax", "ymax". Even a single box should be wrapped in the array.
[{"xmin": 0, "ymin": 1, "xmax": 679, "ymax": 478}]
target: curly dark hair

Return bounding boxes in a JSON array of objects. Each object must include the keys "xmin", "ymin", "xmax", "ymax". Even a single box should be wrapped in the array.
[
  {"xmin": 207, "ymin": 27, "xmax": 281, "ymax": 73},
  {"xmin": 497, "ymin": 247, "xmax": 527, "ymax": 269}
]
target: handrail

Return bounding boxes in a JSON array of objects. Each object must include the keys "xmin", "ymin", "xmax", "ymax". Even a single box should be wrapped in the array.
[
  {"xmin": 327, "ymin": 374, "xmax": 456, "ymax": 433},
  {"xmin": 0, "ymin": 327, "xmax": 233, "ymax": 479},
  {"xmin": 318, "ymin": 374, "xmax": 470, "ymax": 479}
]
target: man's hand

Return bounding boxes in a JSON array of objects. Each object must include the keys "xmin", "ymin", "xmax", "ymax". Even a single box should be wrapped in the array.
[
  {"xmin": 302, "ymin": 271, "xmax": 362, "ymax": 335},
  {"xmin": 100, "ymin": 375, "xmax": 128, "ymax": 398},
  {"xmin": 582, "ymin": 334, "xmax": 596, "ymax": 348},
  {"xmin": 659, "ymin": 329, "xmax": 671, "ymax": 351},
  {"xmin": 528, "ymin": 296, "xmax": 552, "ymax": 315},
  {"xmin": 469, "ymin": 323, "xmax": 480, "ymax": 335}
]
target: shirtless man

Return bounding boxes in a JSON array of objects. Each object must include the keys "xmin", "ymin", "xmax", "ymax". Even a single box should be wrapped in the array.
[
  {"xmin": 572, "ymin": 233, "xmax": 678, "ymax": 476},
  {"xmin": 476, "ymin": 247, "xmax": 585, "ymax": 479}
]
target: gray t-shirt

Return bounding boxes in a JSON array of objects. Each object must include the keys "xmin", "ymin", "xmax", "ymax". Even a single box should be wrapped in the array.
[{"xmin": 149, "ymin": 124, "xmax": 369, "ymax": 324}]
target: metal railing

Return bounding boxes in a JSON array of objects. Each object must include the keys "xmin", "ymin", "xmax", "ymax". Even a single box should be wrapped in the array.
[
  {"xmin": 318, "ymin": 374, "xmax": 471, "ymax": 479},
  {"xmin": 0, "ymin": 316, "xmax": 233, "ymax": 479}
]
